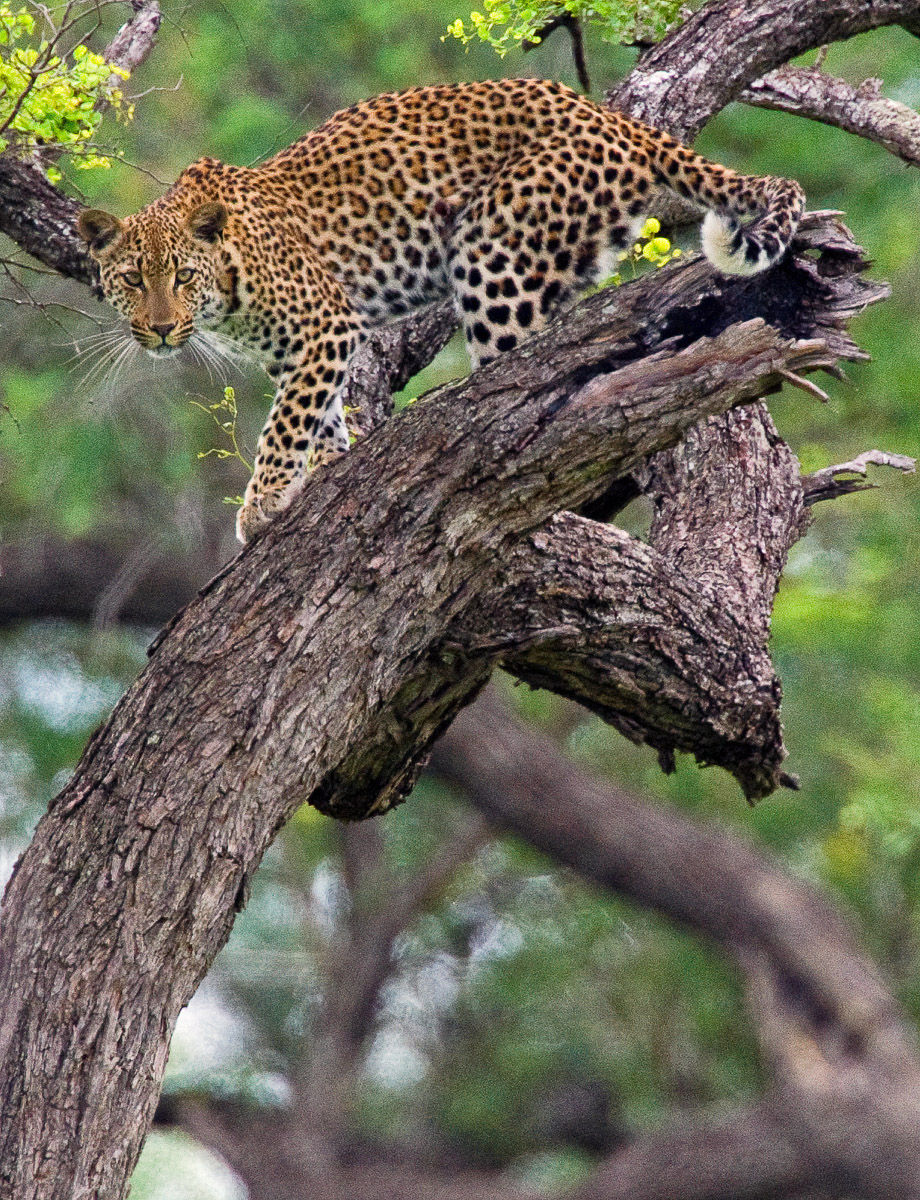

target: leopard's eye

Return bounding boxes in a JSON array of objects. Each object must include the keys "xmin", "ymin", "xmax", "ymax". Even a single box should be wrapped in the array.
[
  {"xmin": 175, "ymin": 267, "xmax": 195, "ymax": 284},
  {"xmin": 122, "ymin": 270, "xmax": 143, "ymax": 288}
]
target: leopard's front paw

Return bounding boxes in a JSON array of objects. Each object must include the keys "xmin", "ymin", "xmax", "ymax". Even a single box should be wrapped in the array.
[
  {"xmin": 236, "ymin": 496, "xmax": 271, "ymax": 544},
  {"xmin": 235, "ymin": 476, "xmax": 304, "ymax": 544}
]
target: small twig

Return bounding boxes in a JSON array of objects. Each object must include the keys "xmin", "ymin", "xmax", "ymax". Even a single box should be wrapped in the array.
[
  {"xmin": 0, "ymin": 261, "xmax": 83, "ymax": 337},
  {"xmin": 777, "ymin": 367, "xmax": 830, "ymax": 403},
  {"xmin": 128, "ymin": 72, "xmax": 182, "ymax": 101},
  {"xmin": 523, "ymin": 13, "xmax": 591, "ymax": 94}
]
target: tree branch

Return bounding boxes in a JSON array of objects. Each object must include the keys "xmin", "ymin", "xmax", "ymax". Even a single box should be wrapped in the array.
[
  {"xmin": 104, "ymin": 0, "xmax": 162, "ymax": 80},
  {"xmin": 491, "ymin": 513, "xmax": 791, "ymax": 799},
  {"xmin": 0, "ymin": 156, "xmax": 93, "ymax": 283},
  {"xmin": 608, "ymin": 0, "xmax": 920, "ymax": 141},
  {"xmin": 742, "ymin": 66, "xmax": 920, "ymax": 168},
  {"xmin": 803, "ymin": 448, "xmax": 917, "ymax": 505},
  {"xmin": 0, "ymin": 0, "xmax": 161, "ymax": 280},
  {"xmin": 158, "ymin": 1093, "xmax": 538, "ymax": 1200}
]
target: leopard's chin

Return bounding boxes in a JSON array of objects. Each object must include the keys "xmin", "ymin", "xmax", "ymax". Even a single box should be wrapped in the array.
[{"xmin": 144, "ymin": 344, "xmax": 183, "ymax": 360}]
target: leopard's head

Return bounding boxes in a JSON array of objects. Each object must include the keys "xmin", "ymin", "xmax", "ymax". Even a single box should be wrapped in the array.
[{"xmin": 78, "ymin": 200, "xmax": 229, "ymax": 358}]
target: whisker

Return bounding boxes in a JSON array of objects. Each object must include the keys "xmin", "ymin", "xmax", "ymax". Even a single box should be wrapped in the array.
[
  {"xmin": 195, "ymin": 329, "xmax": 254, "ymax": 374},
  {"xmin": 187, "ymin": 337, "xmax": 219, "ymax": 383},
  {"xmin": 53, "ymin": 319, "xmax": 123, "ymax": 351},
  {"xmin": 64, "ymin": 329, "xmax": 128, "ymax": 370},
  {"xmin": 73, "ymin": 338, "xmax": 135, "ymax": 392},
  {"xmin": 189, "ymin": 331, "xmax": 246, "ymax": 382},
  {"xmin": 106, "ymin": 340, "xmax": 142, "ymax": 396}
]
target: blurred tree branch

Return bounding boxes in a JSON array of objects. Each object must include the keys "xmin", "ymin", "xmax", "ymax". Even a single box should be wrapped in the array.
[
  {"xmin": 288, "ymin": 813, "xmax": 488, "ymax": 1155},
  {"xmin": 430, "ymin": 689, "xmax": 920, "ymax": 1200}
]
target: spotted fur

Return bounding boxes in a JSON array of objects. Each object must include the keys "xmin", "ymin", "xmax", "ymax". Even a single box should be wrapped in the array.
[{"xmin": 78, "ymin": 78, "xmax": 805, "ymax": 542}]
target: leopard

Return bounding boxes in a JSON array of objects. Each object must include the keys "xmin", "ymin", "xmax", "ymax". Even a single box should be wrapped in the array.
[{"xmin": 77, "ymin": 78, "xmax": 805, "ymax": 543}]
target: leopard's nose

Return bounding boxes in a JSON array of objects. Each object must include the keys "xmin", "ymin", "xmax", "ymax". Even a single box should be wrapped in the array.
[{"xmin": 151, "ymin": 322, "xmax": 176, "ymax": 340}]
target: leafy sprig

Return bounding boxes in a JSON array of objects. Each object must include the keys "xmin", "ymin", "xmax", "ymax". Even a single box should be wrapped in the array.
[{"xmin": 190, "ymin": 386, "xmax": 252, "ymax": 507}]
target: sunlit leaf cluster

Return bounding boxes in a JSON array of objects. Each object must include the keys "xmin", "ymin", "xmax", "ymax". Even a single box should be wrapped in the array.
[
  {"xmin": 445, "ymin": 0, "xmax": 687, "ymax": 55},
  {"xmin": 0, "ymin": 3, "xmax": 131, "ymax": 179}
]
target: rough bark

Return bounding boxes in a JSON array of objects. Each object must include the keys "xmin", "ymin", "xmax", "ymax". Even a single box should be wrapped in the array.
[
  {"xmin": 5, "ymin": 438, "xmax": 914, "ymax": 629},
  {"xmin": 0, "ymin": 154, "xmax": 93, "ymax": 283},
  {"xmin": 608, "ymin": 0, "xmax": 920, "ymax": 142}
]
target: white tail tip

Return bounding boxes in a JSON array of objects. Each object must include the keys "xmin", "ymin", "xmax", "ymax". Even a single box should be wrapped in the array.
[{"xmin": 701, "ymin": 211, "xmax": 773, "ymax": 277}]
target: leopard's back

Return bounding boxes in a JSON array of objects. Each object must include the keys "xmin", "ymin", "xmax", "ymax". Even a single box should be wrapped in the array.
[
  {"xmin": 254, "ymin": 78, "xmax": 803, "ymax": 349},
  {"xmin": 258, "ymin": 79, "xmax": 625, "ymax": 324}
]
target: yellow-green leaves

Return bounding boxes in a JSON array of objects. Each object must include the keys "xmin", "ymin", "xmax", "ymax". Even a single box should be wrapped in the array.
[
  {"xmin": 595, "ymin": 217, "xmax": 682, "ymax": 288},
  {"xmin": 0, "ymin": 3, "xmax": 132, "ymax": 179},
  {"xmin": 445, "ymin": 0, "xmax": 686, "ymax": 54},
  {"xmin": 190, "ymin": 385, "xmax": 253, "ymax": 506}
]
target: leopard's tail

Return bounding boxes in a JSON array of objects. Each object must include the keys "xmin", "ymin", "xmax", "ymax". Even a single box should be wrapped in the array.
[{"xmin": 638, "ymin": 124, "xmax": 805, "ymax": 276}]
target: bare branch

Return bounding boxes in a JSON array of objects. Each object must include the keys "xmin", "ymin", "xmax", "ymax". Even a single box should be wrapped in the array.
[
  {"xmin": 777, "ymin": 366, "xmax": 830, "ymax": 403},
  {"xmin": 523, "ymin": 14, "xmax": 591, "ymax": 94},
  {"xmin": 158, "ymin": 1093, "xmax": 536, "ymax": 1200},
  {"xmin": 803, "ymin": 448, "xmax": 917, "ymax": 504},
  {"xmin": 0, "ymin": 533, "xmax": 222, "ymax": 625},
  {"xmin": 742, "ymin": 66, "xmax": 920, "ymax": 168},
  {"xmin": 103, "ymin": 0, "xmax": 162, "ymax": 78},
  {"xmin": 608, "ymin": 0, "xmax": 920, "ymax": 141}
]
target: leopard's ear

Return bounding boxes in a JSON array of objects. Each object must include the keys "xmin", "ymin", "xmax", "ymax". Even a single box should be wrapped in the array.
[
  {"xmin": 187, "ymin": 201, "xmax": 228, "ymax": 245},
  {"xmin": 77, "ymin": 209, "xmax": 125, "ymax": 257}
]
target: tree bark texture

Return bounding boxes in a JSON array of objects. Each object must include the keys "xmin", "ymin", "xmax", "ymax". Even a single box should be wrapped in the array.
[
  {"xmin": 742, "ymin": 65, "xmax": 920, "ymax": 168},
  {"xmin": 1, "ymin": 0, "xmax": 919, "ymax": 1196}
]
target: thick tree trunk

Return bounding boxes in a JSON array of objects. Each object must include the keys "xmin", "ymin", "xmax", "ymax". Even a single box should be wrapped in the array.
[{"xmin": 0, "ymin": 210, "xmax": 885, "ymax": 1200}]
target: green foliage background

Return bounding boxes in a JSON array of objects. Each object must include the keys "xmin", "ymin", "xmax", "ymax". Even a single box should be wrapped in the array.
[{"xmin": 1, "ymin": 3, "xmax": 919, "ymax": 1196}]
